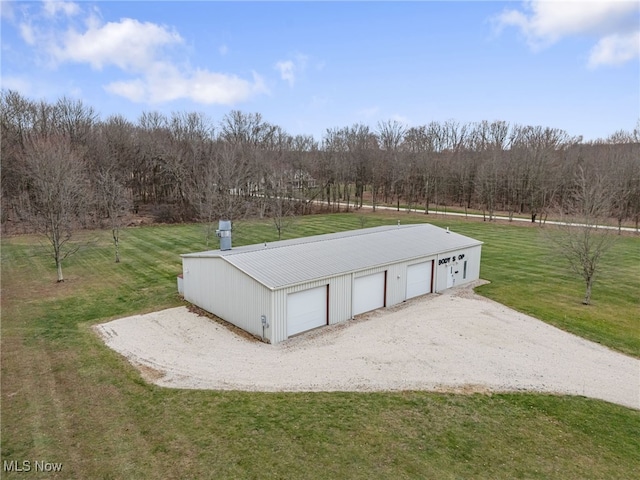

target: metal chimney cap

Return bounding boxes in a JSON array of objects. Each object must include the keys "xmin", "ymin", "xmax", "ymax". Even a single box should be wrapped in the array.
[{"xmin": 217, "ymin": 219, "xmax": 232, "ymax": 250}]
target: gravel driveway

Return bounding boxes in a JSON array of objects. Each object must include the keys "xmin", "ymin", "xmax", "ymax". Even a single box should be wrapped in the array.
[{"xmin": 95, "ymin": 285, "xmax": 639, "ymax": 409}]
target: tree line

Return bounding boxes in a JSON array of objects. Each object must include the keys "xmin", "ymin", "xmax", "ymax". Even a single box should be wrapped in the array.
[{"xmin": 2, "ymin": 89, "xmax": 639, "ymax": 278}]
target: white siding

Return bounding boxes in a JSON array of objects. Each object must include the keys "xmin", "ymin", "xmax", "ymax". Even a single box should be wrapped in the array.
[
  {"xmin": 182, "ymin": 257, "xmax": 271, "ymax": 340},
  {"xmin": 327, "ymin": 275, "xmax": 352, "ymax": 325},
  {"xmin": 434, "ymin": 246, "xmax": 482, "ymax": 293},
  {"xmin": 384, "ymin": 263, "xmax": 408, "ymax": 307}
]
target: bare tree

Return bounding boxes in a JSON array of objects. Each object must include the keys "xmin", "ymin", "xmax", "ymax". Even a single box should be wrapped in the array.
[
  {"xmin": 22, "ymin": 137, "xmax": 88, "ymax": 281},
  {"xmin": 54, "ymin": 96, "xmax": 98, "ymax": 147},
  {"xmin": 1, "ymin": 90, "xmax": 35, "ymax": 225},
  {"xmin": 547, "ymin": 166, "xmax": 616, "ymax": 305},
  {"xmin": 5, "ymin": 90, "xmax": 640, "ymax": 248},
  {"xmin": 472, "ymin": 121, "xmax": 510, "ymax": 220},
  {"xmin": 376, "ymin": 120, "xmax": 406, "ymax": 212},
  {"xmin": 187, "ymin": 152, "xmax": 221, "ymax": 246},
  {"xmin": 137, "ymin": 111, "xmax": 171, "ymax": 206},
  {"xmin": 288, "ymin": 134, "xmax": 320, "ymax": 214},
  {"xmin": 271, "ymin": 194, "xmax": 295, "ymax": 240},
  {"xmin": 220, "ymin": 110, "xmax": 275, "ymax": 147},
  {"xmin": 403, "ymin": 125, "xmax": 431, "ymax": 212},
  {"xmin": 187, "ymin": 141, "xmax": 254, "ymax": 245},
  {"xmin": 321, "ymin": 128, "xmax": 347, "ymax": 211},
  {"xmin": 95, "ymin": 168, "xmax": 130, "ymax": 262},
  {"xmin": 606, "ymin": 142, "xmax": 640, "ymax": 233},
  {"xmin": 344, "ymin": 123, "xmax": 375, "ymax": 209}
]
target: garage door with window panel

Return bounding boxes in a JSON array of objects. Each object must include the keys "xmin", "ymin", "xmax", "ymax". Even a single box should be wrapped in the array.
[
  {"xmin": 353, "ymin": 272, "xmax": 386, "ymax": 316},
  {"xmin": 287, "ymin": 286, "xmax": 327, "ymax": 337},
  {"xmin": 406, "ymin": 261, "xmax": 433, "ymax": 299}
]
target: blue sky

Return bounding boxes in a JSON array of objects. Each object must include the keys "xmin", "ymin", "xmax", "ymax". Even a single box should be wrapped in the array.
[{"xmin": 1, "ymin": 1, "xmax": 638, "ymax": 141}]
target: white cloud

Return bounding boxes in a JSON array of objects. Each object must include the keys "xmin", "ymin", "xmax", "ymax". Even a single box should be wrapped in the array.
[
  {"xmin": 275, "ymin": 60, "xmax": 295, "ymax": 86},
  {"xmin": 0, "ymin": 75, "xmax": 32, "ymax": 93},
  {"xmin": 189, "ymin": 70, "xmax": 267, "ymax": 104},
  {"xmin": 104, "ymin": 78, "xmax": 147, "ymax": 103},
  {"xmin": 275, "ymin": 54, "xmax": 308, "ymax": 86},
  {"xmin": 495, "ymin": 0, "xmax": 639, "ymax": 66},
  {"xmin": 105, "ymin": 62, "xmax": 268, "ymax": 106},
  {"xmin": 588, "ymin": 31, "xmax": 640, "ymax": 68},
  {"xmin": 105, "ymin": 63, "xmax": 267, "ymax": 105},
  {"xmin": 19, "ymin": 22, "xmax": 36, "ymax": 45},
  {"xmin": 43, "ymin": 1, "xmax": 80, "ymax": 18},
  {"xmin": 51, "ymin": 18, "xmax": 184, "ymax": 71},
  {"xmin": 17, "ymin": 4, "xmax": 268, "ymax": 106}
]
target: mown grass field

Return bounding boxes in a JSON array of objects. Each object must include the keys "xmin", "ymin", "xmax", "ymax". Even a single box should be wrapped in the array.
[{"xmin": 2, "ymin": 212, "xmax": 639, "ymax": 479}]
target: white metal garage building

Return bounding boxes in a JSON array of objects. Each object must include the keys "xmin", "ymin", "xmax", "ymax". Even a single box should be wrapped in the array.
[{"xmin": 181, "ymin": 223, "xmax": 482, "ymax": 344}]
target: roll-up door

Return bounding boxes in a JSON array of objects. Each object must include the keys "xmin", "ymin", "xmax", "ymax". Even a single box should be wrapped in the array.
[
  {"xmin": 353, "ymin": 272, "xmax": 386, "ymax": 316},
  {"xmin": 287, "ymin": 286, "xmax": 327, "ymax": 337},
  {"xmin": 406, "ymin": 261, "xmax": 433, "ymax": 299}
]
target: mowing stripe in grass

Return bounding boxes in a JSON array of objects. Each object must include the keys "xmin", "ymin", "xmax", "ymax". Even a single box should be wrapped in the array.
[{"xmin": 2, "ymin": 213, "xmax": 640, "ymax": 479}]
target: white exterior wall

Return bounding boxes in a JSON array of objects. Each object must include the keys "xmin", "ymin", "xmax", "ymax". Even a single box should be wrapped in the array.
[
  {"xmin": 433, "ymin": 245, "xmax": 482, "ymax": 293},
  {"xmin": 182, "ymin": 257, "xmax": 272, "ymax": 340},
  {"xmin": 182, "ymin": 245, "xmax": 481, "ymax": 344},
  {"xmin": 272, "ymin": 275, "xmax": 352, "ymax": 344},
  {"xmin": 352, "ymin": 258, "xmax": 439, "ymax": 310},
  {"xmin": 272, "ymin": 258, "xmax": 438, "ymax": 343}
]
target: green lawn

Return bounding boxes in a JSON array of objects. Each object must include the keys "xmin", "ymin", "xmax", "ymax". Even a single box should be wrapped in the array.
[
  {"xmin": 2, "ymin": 213, "xmax": 639, "ymax": 479},
  {"xmin": 423, "ymin": 219, "xmax": 640, "ymax": 357}
]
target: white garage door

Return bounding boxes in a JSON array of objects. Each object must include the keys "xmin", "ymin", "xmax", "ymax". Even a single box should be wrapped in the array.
[
  {"xmin": 353, "ymin": 272, "xmax": 386, "ymax": 316},
  {"xmin": 406, "ymin": 261, "xmax": 433, "ymax": 299},
  {"xmin": 287, "ymin": 286, "xmax": 327, "ymax": 337}
]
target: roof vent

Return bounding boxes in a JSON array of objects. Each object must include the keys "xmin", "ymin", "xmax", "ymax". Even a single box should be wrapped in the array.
[{"xmin": 216, "ymin": 220, "xmax": 232, "ymax": 251}]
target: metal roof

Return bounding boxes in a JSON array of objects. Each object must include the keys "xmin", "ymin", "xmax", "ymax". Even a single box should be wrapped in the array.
[{"xmin": 182, "ymin": 224, "xmax": 482, "ymax": 290}]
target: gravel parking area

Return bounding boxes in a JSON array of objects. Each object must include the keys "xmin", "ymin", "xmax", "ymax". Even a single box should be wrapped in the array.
[{"xmin": 95, "ymin": 284, "xmax": 639, "ymax": 409}]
